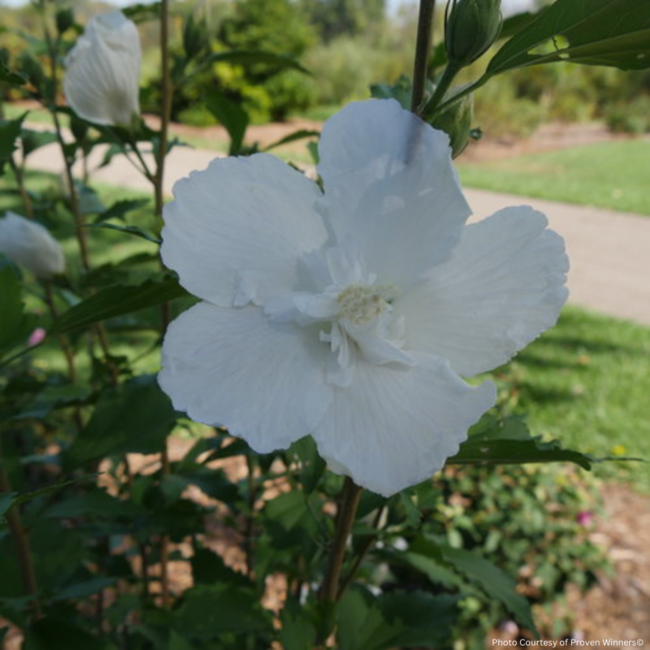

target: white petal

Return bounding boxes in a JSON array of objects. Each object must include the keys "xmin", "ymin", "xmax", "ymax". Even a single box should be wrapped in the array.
[
  {"xmin": 0, "ymin": 211, "xmax": 65, "ymax": 278},
  {"xmin": 159, "ymin": 303, "xmax": 332, "ymax": 453},
  {"xmin": 64, "ymin": 11, "xmax": 141, "ymax": 127},
  {"xmin": 317, "ymin": 99, "xmax": 470, "ymax": 288},
  {"xmin": 396, "ymin": 207, "xmax": 569, "ymax": 377},
  {"xmin": 312, "ymin": 354, "xmax": 496, "ymax": 496},
  {"xmin": 161, "ymin": 154, "xmax": 327, "ymax": 308}
]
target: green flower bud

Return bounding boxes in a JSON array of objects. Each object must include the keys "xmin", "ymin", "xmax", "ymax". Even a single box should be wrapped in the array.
[
  {"xmin": 56, "ymin": 8, "xmax": 75, "ymax": 35},
  {"xmin": 445, "ymin": 0, "xmax": 502, "ymax": 68},
  {"xmin": 430, "ymin": 88, "xmax": 473, "ymax": 158}
]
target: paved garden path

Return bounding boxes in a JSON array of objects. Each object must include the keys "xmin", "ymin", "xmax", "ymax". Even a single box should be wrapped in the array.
[{"xmin": 24, "ymin": 141, "xmax": 650, "ymax": 326}]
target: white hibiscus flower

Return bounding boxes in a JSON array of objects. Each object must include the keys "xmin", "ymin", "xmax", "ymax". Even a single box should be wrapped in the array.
[
  {"xmin": 63, "ymin": 10, "xmax": 141, "ymax": 128},
  {"xmin": 0, "ymin": 211, "xmax": 65, "ymax": 279},
  {"xmin": 158, "ymin": 99, "xmax": 569, "ymax": 497}
]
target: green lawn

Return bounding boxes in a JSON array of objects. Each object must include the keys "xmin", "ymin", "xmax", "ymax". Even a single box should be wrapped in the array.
[
  {"xmin": 493, "ymin": 306, "xmax": 650, "ymax": 492},
  {"xmin": 458, "ymin": 140, "xmax": 650, "ymax": 216}
]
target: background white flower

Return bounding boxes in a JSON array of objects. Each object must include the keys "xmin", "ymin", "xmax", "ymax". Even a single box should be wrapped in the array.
[
  {"xmin": 158, "ymin": 99, "xmax": 569, "ymax": 497},
  {"xmin": 63, "ymin": 10, "xmax": 142, "ymax": 127},
  {"xmin": 0, "ymin": 211, "xmax": 65, "ymax": 279}
]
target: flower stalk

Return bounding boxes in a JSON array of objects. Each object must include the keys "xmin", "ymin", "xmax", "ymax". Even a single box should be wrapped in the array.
[
  {"xmin": 319, "ymin": 477, "xmax": 363, "ymax": 604},
  {"xmin": 0, "ymin": 440, "xmax": 41, "ymax": 620},
  {"xmin": 411, "ymin": 0, "xmax": 436, "ymax": 113},
  {"xmin": 156, "ymin": 0, "xmax": 173, "ymax": 609}
]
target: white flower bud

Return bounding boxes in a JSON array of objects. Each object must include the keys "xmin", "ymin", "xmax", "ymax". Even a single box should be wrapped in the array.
[
  {"xmin": 0, "ymin": 212, "xmax": 65, "ymax": 279},
  {"xmin": 63, "ymin": 11, "xmax": 142, "ymax": 128}
]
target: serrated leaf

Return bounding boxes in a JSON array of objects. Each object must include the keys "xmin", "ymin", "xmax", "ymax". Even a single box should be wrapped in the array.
[
  {"xmin": 64, "ymin": 375, "xmax": 178, "ymax": 468},
  {"xmin": 262, "ymin": 129, "xmax": 320, "ymax": 152},
  {"xmin": 173, "ymin": 585, "xmax": 272, "ymax": 639},
  {"xmin": 52, "ymin": 276, "xmax": 189, "ymax": 334},
  {"xmin": 440, "ymin": 546, "xmax": 539, "ymax": 636},
  {"xmin": 0, "ymin": 61, "xmax": 26, "ymax": 86},
  {"xmin": 205, "ymin": 87, "xmax": 249, "ymax": 155},
  {"xmin": 0, "ymin": 266, "xmax": 27, "ymax": 355},
  {"xmin": 0, "ymin": 475, "xmax": 95, "ymax": 520},
  {"xmin": 338, "ymin": 587, "xmax": 458, "ymax": 650},
  {"xmin": 96, "ymin": 198, "xmax": 150, "ymax": 223},
  {"xmin": 0, "ymin": 113, "xmax": 27, "ymax": 161},
  {"xmin": 23, "ymin": 617, "xmax": 116, "ymax": 650},
  {"xmin": 84, "ymin": 222, "xmax": 161, "ymax": 244},
  {"xmin": 206, "ymin": 50, "xmax": 310, "ymax": 74},
  {"xmin": 446, "ymin": 415, "xmax": 627, "ymax": 469},
  {"xmin": 487, "ymin": 0, "xmax": 650, "ymax": 74}
]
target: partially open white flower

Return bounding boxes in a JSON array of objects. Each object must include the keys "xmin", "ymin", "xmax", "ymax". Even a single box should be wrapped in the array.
[
  {"xmin": 63, "ymin": 10, "xmax": 141, "ymax": 127},
  {"xmin": 159, "ymin": 99, "xmax": 569, "ymax": 497},
  {"xmin": 0, "ymin": 212, "xmax": 65, "ymax": 279}
]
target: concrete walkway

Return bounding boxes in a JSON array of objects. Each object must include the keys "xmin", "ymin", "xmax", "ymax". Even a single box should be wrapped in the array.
[{"xmin": 20, "ymin": 141, "xmax": 650, "ymax": 327}]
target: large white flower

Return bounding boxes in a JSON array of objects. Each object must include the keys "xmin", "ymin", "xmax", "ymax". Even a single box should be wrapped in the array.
[
  {"xmin": 159, "ymin": 99, "xmax": 569, "ymax": 497},
  {"xmin": 63, "ymin": 10, "xmax": 141, "ymax": 128},
  {"xmin": 0, "ymin": 211, "xmax": 65, "ymax": 279}
]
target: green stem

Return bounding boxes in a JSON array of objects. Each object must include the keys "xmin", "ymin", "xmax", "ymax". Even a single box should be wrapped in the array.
[
  {"xmin": 422, "ymin": 60, "xmax": 462, "ymax": 120},
  {"xmin": 154, "ymin": 0, "xmax": 172, "ymax": 221},
  {"xmin": 432, "ymin": 74, "xmax": 489, "ymax": 117},
  {"xmin": 319, "ymin": 477, "xmax": 363, "ymax": 604},
  {"xmin": 411, "ymin": 0, "xmax": 436, "ymax": 114},
  {"xmin": 337, "ymin": 505, "xmax": 385, "ymax": 599},
  {"xmin": 9, "ymin": 157, "xmax": 33, "ymax": 218},
  {"xmin": 0, "ymin": 438, "xmax": 41, "ymax": 620}
]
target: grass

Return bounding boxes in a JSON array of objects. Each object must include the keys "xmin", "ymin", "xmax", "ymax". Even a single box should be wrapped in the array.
[
  {"xmin": 458, "ymin": 140, "xmax": 650, "ymax": 216},
  {"xmin": 494, "ymin": 306, "xmax": 650, "ymax": 492}
]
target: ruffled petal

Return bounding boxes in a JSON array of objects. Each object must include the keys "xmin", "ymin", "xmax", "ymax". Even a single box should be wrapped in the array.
[
  {"xmin": 312, "ymin": 353, "xmax": 496, "ymax": 496},
  {"xmin": 159, "ymin": 302, "xmax": 332, "ymax": 453},
  {"xmin": 63, "ymin": 11, "xmax": 141, "ymax": 127},
  {"xmin": 396, "ymin": 207, "xmax": 569, "ymax": 377},
  {"xmin": 161, "ymin": 154, "xmax": 327, "ymax": 308},
  {"xmin": 317, "ymin": 99, "xmax": 470, "ymax": 288}
]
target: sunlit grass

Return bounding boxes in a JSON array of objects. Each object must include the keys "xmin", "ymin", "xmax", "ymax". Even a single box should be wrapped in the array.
[
  {"xmin": 458, "ymin": 140, "xmax": 650, "ymax": 215},
  {"xmin": 491, "ymin": 306, "xmax": 650, "ymax": 492}
]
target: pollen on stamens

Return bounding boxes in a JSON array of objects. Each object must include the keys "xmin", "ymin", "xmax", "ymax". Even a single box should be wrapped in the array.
[{"xmin": 336, "ymin": 284, "xmax": 398, "ymax": 326}]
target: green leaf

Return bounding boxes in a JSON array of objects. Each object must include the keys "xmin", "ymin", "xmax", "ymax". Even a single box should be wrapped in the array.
[
  {"xmin": 123, "ymin": 1, "xmax": 161, "ymax": 22},
  {"xmin": 44, "ymin": 489, "xmax": 142, "ymax": 519},
  {"xmin": 65, "ymin": 375, "xmax": 178, "ymax": 467},
  {"xmin": 173, "ymin": 585, "xmax": 272, "ymax": 640},
  {"xmin": 446, "ymin": 415, "xmax": 630, "ymax": 469},
  {"xmin": 53, "ymin": 577, "xmax": 116, "ymax": 602},
  {"xmin": 0, "ymin": 266, "xmax": 27, "ymax": 356},
  {"xmin": 14, "ymin": 384, "xmax": 92, "ymax": 420},
  {"xmin": 206, "ymin": 50, "xmax": 310, "ymax": 74},
  {"xmin": 52, "ymin": 276, "xmax": 189, "ymax": 334},
  {"xmin": 96, "ymin": 198, "xmax": 150, "ymax": 223},
  {"xmin": 487, "ymin": 0, "xmax": 650, "ymax": 74},
  {"xmin": 291, "ymin": 436, "xmax": 326, "ymax": 493},
  {"xmin": 439, "ymin": 546, "xmax": 539, "ymax": 636},
  {"xmin": 338, "ymin": 587, "xmax": 458, "ymax": 650},
  {"xmin": 21, "ymin": 129, "xmax": 57, "ymax": 158},
  {"xmin": 0, "ymin": 113, "xmax": 27, "ymax": 161},
  {"xmin": 0, "ymin": 61, "xmax": 26, "ymax": 86},
  {"xmin": 262, "ymin": 129, "xmax": 320, "ymax": 152},
  {"xmin": 191, "ymin": 548, "xmax": 251, "ymax": 588},
  {"xmin": 84, "ymin": 222, "xmax": 161, "ymax": 244},
  {"xmin": 280, "ymin": 599, "xmax": 318, "ymax": 650},
  {"xmin": 23, "ymin": 617, "xmax": 116, "ymax": 650},
  {"xmin": 0, "ymin": 476, "xmax": 95, "ymax": 521},
  {"xmin": 205, "ymin": 88, "xmax": 249, "ymax": 155}
]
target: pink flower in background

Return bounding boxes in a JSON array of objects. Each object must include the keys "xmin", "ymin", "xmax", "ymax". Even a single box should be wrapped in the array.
[
  {"xmin": 28, "ymin": 328, "xmax": 47, "ymax": 347},
  {"xmin": 576, "ymin": 511, "xmax": 593, "ymax": 527}
]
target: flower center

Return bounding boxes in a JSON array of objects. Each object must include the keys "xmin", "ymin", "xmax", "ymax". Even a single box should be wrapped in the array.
[{"xmin": 336, "ymin": 284, "xmax": 391, "ymax": 326}]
